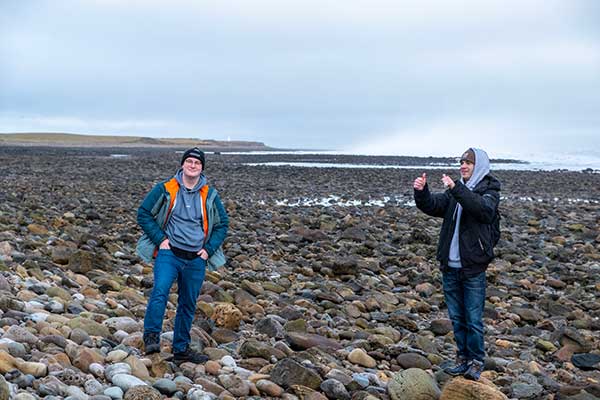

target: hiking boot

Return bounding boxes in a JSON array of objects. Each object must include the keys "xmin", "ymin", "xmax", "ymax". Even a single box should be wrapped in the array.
[
  {"xmin": 464, "ymin": 359, "xmax": 485, "ymax": 381},
  {"xmin": 143, "ymin": 332, "xmax": 160, "ymax": 355},
  {"xmin": 173, "ymin": 346, "xmax": 209, "ymax": 365},
  {"xmin": 443, "ymin": 357, "xmax": 470, "ymax": 376}
]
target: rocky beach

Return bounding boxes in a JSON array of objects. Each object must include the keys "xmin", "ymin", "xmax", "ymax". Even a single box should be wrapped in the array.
[{"xmin": 0, "ymin": 145, "xmax": 598, "ymax": 400}]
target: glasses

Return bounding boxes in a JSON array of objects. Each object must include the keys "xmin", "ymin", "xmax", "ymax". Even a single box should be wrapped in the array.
[{"xmin": 184, "ymin": 158, "xmax": 202, "ymax": 167}]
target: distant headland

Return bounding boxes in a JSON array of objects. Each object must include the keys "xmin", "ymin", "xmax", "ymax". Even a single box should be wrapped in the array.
[{"xmin": 0, "ymin": 132, "xmax": 278, "ymax": 152}]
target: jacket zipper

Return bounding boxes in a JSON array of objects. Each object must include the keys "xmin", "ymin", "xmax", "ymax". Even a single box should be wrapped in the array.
[
  {"xmin": 478, "ymin": 238, "xmax": 484, "ymax": 251},
  {"xmin": 162, "ymin": 196, "xmax": 177, "ymax": 229},
  {"xmin": 200, "ymin": 195, "xmax": 207, "ymax": 244}
]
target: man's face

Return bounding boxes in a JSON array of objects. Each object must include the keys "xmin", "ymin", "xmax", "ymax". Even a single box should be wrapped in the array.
[
  {"xmin": 460, "ymin": 160, "xmax": 474, "ymax": 181},
  {"xmin": 182, "ymin": 157, "xmax": 203, "ymax": 179}
]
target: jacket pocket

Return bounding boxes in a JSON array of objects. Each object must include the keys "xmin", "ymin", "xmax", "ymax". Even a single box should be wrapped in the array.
[
  {"xmin": 136, "ymin": 234, "xmax": 156, "ymax": 264},
  {"xmin": 462, "ymin": 229, "xmax": 491, "ymax": 265},
  {"xmin": 207, "ymin": 246, "xmax": 226, "ymax": 271}
]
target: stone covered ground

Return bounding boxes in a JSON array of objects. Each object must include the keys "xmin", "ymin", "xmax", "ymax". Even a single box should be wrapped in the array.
[{"xmin": 0, "ymin": 146, "xmax": 599, "ymax": 400}]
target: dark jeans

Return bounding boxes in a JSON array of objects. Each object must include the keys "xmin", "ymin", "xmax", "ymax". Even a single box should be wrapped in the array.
[
  {"xmin": 442, "ymin": 269, "xmax": 486, "ymax": 362},
  {"xmin": 143, "ymin": 249, "xmax": 206, "ymax": 353}
]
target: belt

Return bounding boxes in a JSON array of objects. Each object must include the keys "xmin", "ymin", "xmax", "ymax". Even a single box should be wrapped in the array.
[{"xmin": 170, "ymin": 246, "xmax": 200, "ymax": 260}]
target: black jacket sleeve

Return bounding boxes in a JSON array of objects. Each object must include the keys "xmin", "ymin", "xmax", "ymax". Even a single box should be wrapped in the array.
[
  {"xmin": 414, "ymin": 184, "xmax": 450, "ymax": 218},
  {"xmin": 449, "ymin": 181, "xmax": 499, "ymax": 224}
]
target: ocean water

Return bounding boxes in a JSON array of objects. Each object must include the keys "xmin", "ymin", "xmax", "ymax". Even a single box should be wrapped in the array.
[
  {"xmin": 236, "ymin": 151, "xmax": 600, "ymax": 172},
  {"xmin": 232, "ymin": 151, "xmax": 600, "ymax": 207},
  {"xmin": 176, "ymin": 149, "xmax": 600, "ymax": 206}
]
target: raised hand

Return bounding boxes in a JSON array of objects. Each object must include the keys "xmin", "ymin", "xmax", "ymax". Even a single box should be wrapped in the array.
[
  {"xmin": 413, "ymin": 173, "xmax": 427, "ymax": 191},
  {"xmin": 441, "ymin": 174, "xmax": 455, "ymax": 189}
]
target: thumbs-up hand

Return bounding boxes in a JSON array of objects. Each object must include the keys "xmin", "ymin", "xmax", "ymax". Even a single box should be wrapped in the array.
[
  {"xmin": 441, "ymin": 174, "xmax": 455, "ymax": 189},
  {"xmin": 413, "ymin": 173, "xmax": 427, "ymax": 191}
]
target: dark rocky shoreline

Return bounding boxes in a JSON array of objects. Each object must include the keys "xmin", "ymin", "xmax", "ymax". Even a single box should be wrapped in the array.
[{"xmin": 0, "ymin": 146, "xmax": 598, "ymax": 400}]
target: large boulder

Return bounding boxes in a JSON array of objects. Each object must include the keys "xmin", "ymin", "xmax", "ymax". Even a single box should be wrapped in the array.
[
  {"xmin": 67, "ymin": 250, "xmax": 108, "ymax": 274},
  {"xmin": 440, "ymin": 377, "xmax": 508, "ymax": 400},
  {"xmin": 388, "ymin": 368, "xmax": 440, "ymax": 400},
  {"xmin": 286, "ymin": 332, "xmax": 342, "ymax": 351},
  {"xmin": 270, "ymin": 358, "xmax": 323, "ymax": 390},
  {"xmin": 212, "ymin": 303, "xmax": 242, "ymax": 330},
  {"xmin": 68, "ymin": 317, "xmax": 111, "ymax": 337},
  {"xmin": 0, "ymin": 375, "xmax": 9, "ymax": 400},
  {"xmin": 124, "ymin": 385, "xmax": 162, "ymax": 400}
]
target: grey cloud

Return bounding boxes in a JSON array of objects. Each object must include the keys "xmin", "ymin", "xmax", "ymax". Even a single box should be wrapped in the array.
[{"xmin": 1, "ymin": 0, "xmax": 599, "ymax": 155}]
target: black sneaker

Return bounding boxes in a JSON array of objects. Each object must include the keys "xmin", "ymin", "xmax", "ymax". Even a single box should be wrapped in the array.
[
  {"xmin": 464, "ymin": 359, "xmax": 485, "ymax": 381},
  {"xmin": 143, "ymin": 332, "xmax": 160, "ymax": 355},
  {"xmin": 173, "ymin": 346, "xmax": 209, "ymax": 365},
  {"xmin": 443, "ymin": 357, "xmax": 470, "ymax": 376}
]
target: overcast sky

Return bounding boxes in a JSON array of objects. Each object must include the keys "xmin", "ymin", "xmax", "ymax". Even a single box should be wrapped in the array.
[{"xmin": 1, "ymin": 0, "xmax": 599, "ymax": 159}]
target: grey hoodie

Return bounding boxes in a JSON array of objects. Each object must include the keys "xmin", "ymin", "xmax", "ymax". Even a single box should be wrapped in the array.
[
  {"xmin": 448, "ymin": 148, "xmax": 491, "ymax": 269},
  {"xmin": 165, "ymin": 169, "xmax": 207, "ymax": 252}
]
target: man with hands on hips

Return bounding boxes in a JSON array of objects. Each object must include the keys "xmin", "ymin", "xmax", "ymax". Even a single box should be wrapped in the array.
[
  {"xmin": 413, "ymin": 148, "xmax": 501, "ymax": 381},
  {"xmin": 136, "ymin": 147, "xmax": 229, "ymax": 364}
]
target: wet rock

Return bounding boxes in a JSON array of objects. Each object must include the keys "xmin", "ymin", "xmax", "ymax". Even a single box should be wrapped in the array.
[
  {"xmin": 320, "ymin": 378, "xmax": 350, "ymax": 400},
  {"xmin": 572, "ymin": 353, "xmax": 600, "ymax": 370},
  {"xmin": 397, "ymin": 353, "xmax": 432, "ymax": 370},
  {"xmin": 27, "ymin": 223, "xmax": 48, "ymax": 235},
  {"xmin": 103, "ymin": 317, "xmax": 140, "ymax": 333},
  {"xmin": 105, "ymin": 364, "xmax": 132, "ymax": 382},
  {"xmin": 388, "ymin": 368, "xmax": 440, "ymax": 400},
  {"xmin": 2, "ymin": 325, "xmax": 39, "ymax": 345},
  {"xmin": 106, "ymin": 350, "xmax": 129, "ymax": 363},
  {"xmin": 255, "ymin": 316, "xmax": 285, "ymax": 338},
  {"xmin": 67, "ymin": 250, "xmax": 96, "ymax": 274},
  {"xmin": 510, "ymin": 373, "xmax": 543, "ymax": 399},
  {"xmin": 348, "ymin": 348, "xmax": 377, "ymax": 368},
  {"xmin": 212, "ymin": 303, "xmax": 242, "ymax": 330},
  {"xmin": 430, "ymin": 319, "xmax": 453, "ymax": 336},
  {"xmin": 218, "ymin": 374, "xmax": 250, "ymax": 397},
  {"xmin": 239, "ymin": 339, "xmax": 286, "ymax": 360},
  {"xmin": 194, "ymin": 377, "xmax": 225, "ymax": 396},
  {"xmin": 286, "ymin": 332, "xmax": 343, "ymax": 351},
  {"xmin": 0, "ymin": 375, "xmax": 9, "ymax": 400},
  {"xmin": 122, "ymin": 355, "xmax": 149, "ymax": 380},
  {"xmin": 73, "ymin": 347, "xmax": 105, "ymax": 373},
  {"xmin": 68, "ymin": 317, "xmax": 111, "ymax": 337},
  {"xmin": 51, "ymin": 246, "xmax": 73, "ymax": 264},
  {"xmin": 123, "ymin": 385, "xmax": 161, "ymax": 400},
  {"xmin": 440, "ymin": 377, "xmax": 507, "ymax": 400},
  {"xmin": 211, "ymin": 328, "xmax": 240, "ymax": 343},
  {"xmin": 256, "ymin": 379, "xmax": 284, "ymax": 397},
  {"xmin": 340, "ymin": 227, "xmax": 366, "ymax": 242},
  {"xmin": 104, "ymin": 386, "xmax": 124, "ymax": 399},
  {"xmin": 84, "ymin": 378, "xmax": 104, "ymax": 396},
  {"xmin": 153, "ymin": 378, "xmax": 177, "ymax": 395},
  {"xmin": 271, "ymin": 358, "xmax": 323, "ymax": 390},
  {"xmin": 111, "ymin": 374, "xmax": 148, "ymax": 392}
]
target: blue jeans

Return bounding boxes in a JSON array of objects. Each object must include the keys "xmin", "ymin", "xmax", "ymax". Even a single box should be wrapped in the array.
[
  {"xmin": 143, "ymin": 249, "xmax": 206, "ymax": 353},
  {"xmin": 442, "ymin": 269, "xmax": 486, "ymax": 362}
]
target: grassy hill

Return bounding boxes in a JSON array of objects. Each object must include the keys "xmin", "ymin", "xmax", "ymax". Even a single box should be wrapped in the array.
[{"xmin": 0, "ymin": 132, "xmax": 273, "ymax": 150}]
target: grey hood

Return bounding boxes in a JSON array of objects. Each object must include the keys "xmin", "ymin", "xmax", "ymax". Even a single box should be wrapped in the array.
[
  {"xmin": 174, "ymin": 168, "xmax": 207, "ymax": 193},
  {"xmin": 448, "ymin": 148, "xmax": 491, "ymax": 268},
  {"xmin": 164, "ymin": 169, "xmax": 208, "ymax": 252},
  {"xmin": 462, "ymin": 148, "xmax": 490, "ymax": 190}
]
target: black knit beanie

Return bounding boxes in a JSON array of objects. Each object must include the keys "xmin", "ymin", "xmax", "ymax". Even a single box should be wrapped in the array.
[{"xmin": 181, "ymin": 147, "xmax": 205, "ymax": 168}]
